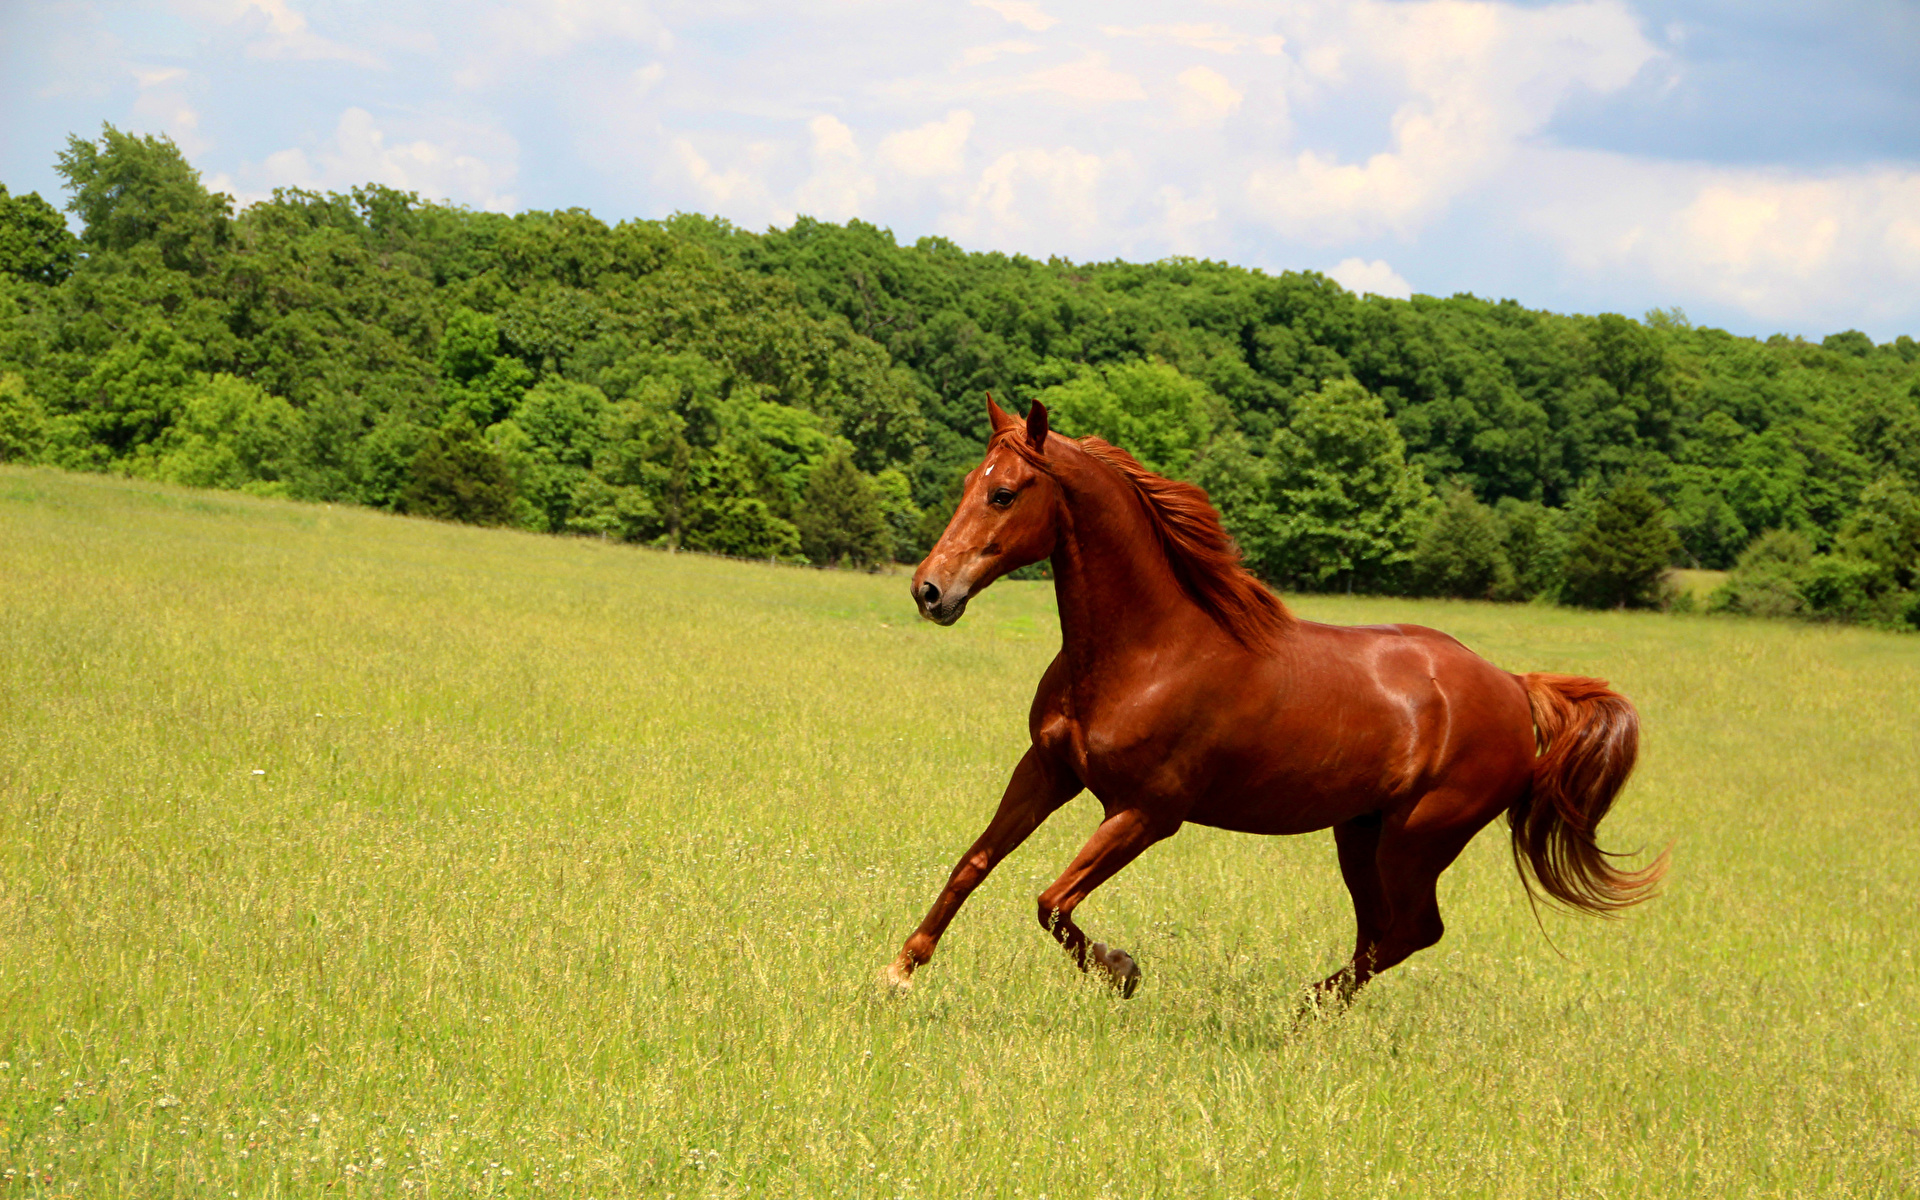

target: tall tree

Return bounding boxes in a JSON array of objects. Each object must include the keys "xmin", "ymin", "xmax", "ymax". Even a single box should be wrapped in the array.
[
  {"xmin": 1200, "ymin": 379, "xmax": 1432, "ymax": 591},
  {"xmin": 55, "ymin": 124, "xmax": 232, "ymax": 274},
  {"xmin": 1034, "ymin": 359, "xmax": 1227, "ymax": 478}
]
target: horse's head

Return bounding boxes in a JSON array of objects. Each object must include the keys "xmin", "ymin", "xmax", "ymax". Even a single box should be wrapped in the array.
[{"xmin": 911, "ymin": 396, "xmax": 1061, "ymax": 625}]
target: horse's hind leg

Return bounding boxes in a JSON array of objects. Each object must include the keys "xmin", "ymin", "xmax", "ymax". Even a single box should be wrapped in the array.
[
  {"xmin": 1035, "ymin": 806, "xmax": 1175, "ymax": 997},
  {"xmin": 1314, "ymin": 798, "xmax": 1491, "ymax": 1005},
  {"xmin": 1325, "ymin": 813, "xmax": 1389, "ymax": 1002}
]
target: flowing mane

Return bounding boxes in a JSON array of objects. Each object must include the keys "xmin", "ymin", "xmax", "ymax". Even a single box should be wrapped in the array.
[{"xmin": 992, "ymin": 427, "xmax": 1293, "ymax": 650}]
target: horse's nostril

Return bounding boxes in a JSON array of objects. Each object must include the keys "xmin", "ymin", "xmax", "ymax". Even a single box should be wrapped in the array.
[{"xmin": 920, "ymin": 582, "xmax": 941, "ymax": 604}]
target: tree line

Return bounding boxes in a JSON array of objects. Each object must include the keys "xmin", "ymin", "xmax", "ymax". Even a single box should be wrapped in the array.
[{"xmin": 3, "ymin": 125, "xmax": 1918, "ymax": 628}]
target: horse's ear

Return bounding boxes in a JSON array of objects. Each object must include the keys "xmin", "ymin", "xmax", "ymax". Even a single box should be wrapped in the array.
[
  {"xmin": 986, "ymin": 393, "xmax": 1018, "ymax": 435},
  {"xmin": 1025, "ymin": 399, "xmax": 1050, "ymax": 450}
]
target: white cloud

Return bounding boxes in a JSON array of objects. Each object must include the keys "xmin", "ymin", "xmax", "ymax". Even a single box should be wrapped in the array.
[
  {"xmin": 1014, "ymin": 53, "xmax": 1145, "ymax": 103},
  {"xmin": 792, "ymin": 115, "xmax": 876, "ymax": 221},
  {"xmin": 1100, "ymin": 24, "xmax": 1285, "ymax": 55},
  {"xmin": 1528, "ymin": 152, "xmax": 1920, "ymax": 328},
  {"xmin": 671, "ymin": 138, "xmax": 775, "ymax": 217},
  {"xmin": 132, "ymin": 66, "xmax": 190, "ymax": 89},
  {"xmin": 130, "ymin": 97, "xmax": 209, "ymax": 157},
  {"xmin": 948, "ymin": 145, "xmax": 1112, "ymax": 251},
  {"xmin": 171, "ymin": 0, "xmax": 381, "ymax": 65},
  {"xmin": 1156, "ymin": 185, "xmax": 1218, "ymax": 255},
  {"xmin": 959, "ymin": 40, "xmax": 1039, "ymax": 68},
  {"xmin": 972, "ymin": 0, "xmax": 1057, "ymax": 33},
  {"xmin": 1327, "ymin": 257, "xmax": 1414, "ymax": 299},
  {"xmin": 128, "ymin": 64, "xmax": 209, "ymax": 156},
  {"xmin": 451, "ymin": 0, "xmax": 671, "ymax": 86},
  {"xmin": 1246, "ymin": 0, "xmax": 1658, "ymax": 241},
  {"xmin": 243, "ymin": 0, "xmax": 379, "ymax": 64},
  {"xmin": 255, "ymin": 107, "xmax": 519, "ymax": 210},
  {"xmin": 879, "ymin": 111, "xmax": 975, "ymax": 178},
  {"xmin": 1175, "ymin": 66, "xmax": 1241, "ymax": 122}
]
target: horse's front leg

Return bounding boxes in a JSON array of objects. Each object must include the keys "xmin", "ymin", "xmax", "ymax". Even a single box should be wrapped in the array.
[
  {"xmin": 885, "ymin": 748, "xmax": 1080, "ymax": 991},
  {"xmin": 1036, "ymin": 806, "xmax": 1177, "ymax": 998}
]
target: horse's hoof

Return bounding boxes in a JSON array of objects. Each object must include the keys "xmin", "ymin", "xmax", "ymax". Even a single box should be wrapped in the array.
[
  {"xmin": 1090, "ymin": 942, "xmax": 1142, "ymax": 999},
  {"xmin": 879, "ymin": 956, "xmax": 915, "ymax": 996}
]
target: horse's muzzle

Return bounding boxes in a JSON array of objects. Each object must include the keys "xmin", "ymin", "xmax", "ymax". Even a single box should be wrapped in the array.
[{"xmin": 913, "ymin": 578, "xmax": 970, "ymax": 626}]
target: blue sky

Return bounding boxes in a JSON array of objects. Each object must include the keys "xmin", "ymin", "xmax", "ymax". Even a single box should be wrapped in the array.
[{"xmin": 4, "ymin": 0, "xmax": 1917, "ymax": 340}]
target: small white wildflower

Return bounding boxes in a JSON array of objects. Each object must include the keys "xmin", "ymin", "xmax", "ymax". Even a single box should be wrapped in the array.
[{"xmin": 252, "ymin": 769, "xmax": 266, "ymax": 775}]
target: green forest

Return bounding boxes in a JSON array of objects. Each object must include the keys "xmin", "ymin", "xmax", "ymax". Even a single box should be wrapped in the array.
[{"xmin": 4, "ymin": 125, "xmax": 1919, "ymax": 627}]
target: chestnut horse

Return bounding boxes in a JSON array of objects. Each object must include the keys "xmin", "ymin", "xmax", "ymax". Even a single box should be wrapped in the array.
[{"xmin": 885, "ymin": 397, "xmax": 1663, "ymax": 1003}]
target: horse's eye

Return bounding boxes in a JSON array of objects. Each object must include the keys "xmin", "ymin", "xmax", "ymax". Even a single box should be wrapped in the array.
[{"xmin": 990, "ymin": 487, "xmax": 1015, "ymax": 507}]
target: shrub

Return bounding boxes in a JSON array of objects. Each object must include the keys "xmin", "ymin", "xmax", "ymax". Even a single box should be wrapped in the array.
[
  {"xmin": 1494, "ymin": 497, "xmax": 1570, "ymax": 600},
  {"xmin": 399, "ymin": 423, "xmax": 518, "ymax": 526},
  {"xmin": 1709, "ymin": 529, "xmax": 1813, "ymax": 619},
  {"xmin": 684, "ymin": 494, "xmax": 802, "ymax": 560},
  {"xmin": 1408, "ymin": 488, "xmax": 1515, "ymax": 600},
  {"xmin": 796, "ymin": 449, "xmax": 889, "ymax": 568},
  {"xmin": 872, "ymin": 467, "xmax": 923, "ymax": 563},
  {"xmin": 1562, "ymin": 480, "xmax": 1682, "ymax": 608},
  {"xmin": 0, "ymin": 372, "xmax": 46, "ymax": 463},
  {"xmin": 134, "ymin": 374, "xmax": 306, "ymax": 493}
]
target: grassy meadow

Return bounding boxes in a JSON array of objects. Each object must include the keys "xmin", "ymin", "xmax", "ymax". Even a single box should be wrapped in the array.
[{"xmin": 2, "ymin": 465, "xmax": 1916, "ymax": 1199}]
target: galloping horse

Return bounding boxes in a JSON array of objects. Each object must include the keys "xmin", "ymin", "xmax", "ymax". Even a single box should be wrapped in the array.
[{"xmin": 885, "ymin": 397, "xmax": 1663, "ymax": 1003}]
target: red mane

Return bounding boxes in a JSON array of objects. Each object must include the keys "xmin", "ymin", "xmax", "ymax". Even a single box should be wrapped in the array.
[{"xmin": 992, "ymin": 428, "xmax": 1293, "ymax": 651}]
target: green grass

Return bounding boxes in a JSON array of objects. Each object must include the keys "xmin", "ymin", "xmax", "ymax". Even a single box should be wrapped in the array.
[
  {"xmin": 1670, "ymin": 568, "xmax": 1729, "ymax": 603},
  {"xmin": 2, "ymin": 465, "xmax": 1916, "ymax": 1199}
]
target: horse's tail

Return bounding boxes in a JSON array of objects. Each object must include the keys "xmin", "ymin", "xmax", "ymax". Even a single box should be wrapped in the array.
[{"xmin": 1509, "ymin": 673, "xmax": 1667, "ymax": 915}]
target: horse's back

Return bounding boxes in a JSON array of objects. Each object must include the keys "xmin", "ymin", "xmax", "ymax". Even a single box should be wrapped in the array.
[
  {"xmin": 1172, "ymin": 618, "xmax": 1534, "ymax": 833},
  {"xmin": 1298, "ymin": 620, "xmax": 1518, "ymax": 693}
]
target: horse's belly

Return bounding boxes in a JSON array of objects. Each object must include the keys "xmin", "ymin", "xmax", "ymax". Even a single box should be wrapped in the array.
[{"xmin": 1183, "ymin": 781, "xmax": 1365, "ymax": 836}]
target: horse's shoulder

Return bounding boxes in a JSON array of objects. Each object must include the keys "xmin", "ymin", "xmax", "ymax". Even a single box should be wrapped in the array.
[{"xmin": 1027, "ymin": 653, "xmax": 1076, "ymax": 749}]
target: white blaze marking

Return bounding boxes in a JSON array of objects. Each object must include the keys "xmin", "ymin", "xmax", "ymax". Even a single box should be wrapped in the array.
[{"xmin": 984, "ymin": 464, "xmax": 994, "ymax": 475}]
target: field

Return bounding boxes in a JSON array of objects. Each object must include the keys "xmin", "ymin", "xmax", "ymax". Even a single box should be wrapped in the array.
[
  {"xmin": 1668, "ymin": 568, "xmax": 1729, "ymax": 605},
  {"xmin": 2, "ymin": 465, "xmax": 1916, "ymax": 1199}
]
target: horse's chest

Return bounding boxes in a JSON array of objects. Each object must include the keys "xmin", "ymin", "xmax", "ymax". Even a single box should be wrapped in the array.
[{"xmin": 1054, "ymin": 684, "xmax": 1215, "ymax": 799}]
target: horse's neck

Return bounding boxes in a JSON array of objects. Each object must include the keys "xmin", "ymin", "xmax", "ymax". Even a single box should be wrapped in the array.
[{"xmin": 1048, "ymin": 457, "xmax": 1211, "ymax": 675}]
